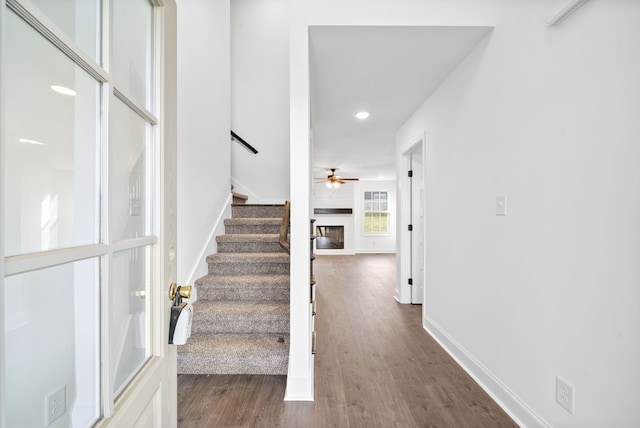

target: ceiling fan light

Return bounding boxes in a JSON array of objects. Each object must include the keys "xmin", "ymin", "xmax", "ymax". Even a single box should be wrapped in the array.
[
  {"xmin": 326, "ymin": 181, "xmax": 333, "ymax": 188},
  {"xmin": 332, "ymin": 182, "xmax": 340, "ymax": 188}
]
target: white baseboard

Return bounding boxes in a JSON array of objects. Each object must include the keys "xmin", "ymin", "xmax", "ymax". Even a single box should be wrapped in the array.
[
  {"xmin": 284, "ymin": 372, "xmax": 314, "ymax": 401},
  {"xmin": 184, "ymin": 194, "xmax": 232, "ymax": 286},
  {"xmin": 423, "ymin": 317, "xmax": 550, "ymax": 428},
  {"xmin": 315, "ymin": 250, "xmax": 356, "ymax": 255},
  {"xmin": 355, "ymin": 249, "xmax": 396, "ymax": 254}
]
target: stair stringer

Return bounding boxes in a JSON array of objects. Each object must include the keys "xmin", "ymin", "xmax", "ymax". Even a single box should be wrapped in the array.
[{"xmin": 183, "ymin": 193, "xmax": 232, "ymax": 287}]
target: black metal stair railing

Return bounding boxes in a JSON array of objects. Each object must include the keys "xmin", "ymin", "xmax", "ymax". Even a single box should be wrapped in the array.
[{"xmin": 231, "ymin": 130, "xmax": 259, "ymax": 154}]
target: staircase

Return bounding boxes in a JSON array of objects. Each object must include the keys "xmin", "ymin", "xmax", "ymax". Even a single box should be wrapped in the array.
[{"xmin": 177, "ymin": 195, "xmax": 290, "ymax": 375}]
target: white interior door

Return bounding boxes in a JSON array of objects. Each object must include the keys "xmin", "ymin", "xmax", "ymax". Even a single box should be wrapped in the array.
[
  {"xmin": 0, "ymin": 1, "xmax": 177, "ymax": 427},
  {"xmin": 410, "ymin": 152, "xmax": 425, "ymax": 304}
]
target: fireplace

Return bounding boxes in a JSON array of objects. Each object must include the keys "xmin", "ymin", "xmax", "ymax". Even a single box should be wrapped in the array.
[{"xmin": 316, "ymin": 226, "xmax": 344, "ymax": 250}]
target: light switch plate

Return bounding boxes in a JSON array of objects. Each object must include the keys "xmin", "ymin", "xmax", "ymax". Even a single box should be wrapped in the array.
[{"xmin": 496, "ymin": 194, "xmax": 507, "ymax": 216}]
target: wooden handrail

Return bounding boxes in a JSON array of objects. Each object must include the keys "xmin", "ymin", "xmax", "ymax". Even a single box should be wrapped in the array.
[
  {"xmin": 279, "ymin": 200, "xmax": 290, "ymax": 253},
  {"xmin": 230, "ymin": 130, "xmax": 259, "ymax": 154}
]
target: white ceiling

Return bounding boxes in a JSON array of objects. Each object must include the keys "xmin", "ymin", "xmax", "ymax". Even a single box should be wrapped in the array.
[{"xmin": 309, "ymin": 26, "xmax": 492, "ymax": 182}]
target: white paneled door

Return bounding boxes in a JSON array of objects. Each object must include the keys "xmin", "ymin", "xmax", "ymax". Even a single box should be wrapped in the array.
[
  {"xmin": 410, "ymin": 153, "xmax": 424, "ymax": 305},
  {"xmin": 0, "ymin": 1, "xmax": 177, "ymax": 427}
]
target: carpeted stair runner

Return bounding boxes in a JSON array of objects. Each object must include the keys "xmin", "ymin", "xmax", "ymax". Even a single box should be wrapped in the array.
[{"xmin": 177, "ymin": 201, "xmax": 290, "ymax": 375}]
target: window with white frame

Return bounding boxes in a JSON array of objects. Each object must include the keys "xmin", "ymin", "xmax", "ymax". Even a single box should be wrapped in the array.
[{"xmin": 363, "ymin": 191, "xmax": 390, "ymax": 234}]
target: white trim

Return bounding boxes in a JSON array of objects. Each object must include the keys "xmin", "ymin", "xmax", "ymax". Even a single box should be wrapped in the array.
[
  {"xmin": 5, "ymin": 244, "xmax": 108, "ymax": 276},
  {"xmin": 113, "ymin": 86, "xmax": 158, "ymax": 126},
  {"xmin": 284, "ymin": 298, "xmax": 315, "ymax": 401},
  {"xmin": 547, "ymin": 0, "xmax": 591, "ymax": 26},
  {"xmin": 6, "ymin": 0, "xmax": 108, "ymax": 83},
  {"xmin": 0, "ymin": 1, "xmax": 7, "ymax": 425},
  {"xmin": 316, "ymin": 250, "xmax": 356, "ymax": 255},
  {"xmin": 184, "ymin": 193, "xmax": 233, "ymax": 286},
  {"xmin": 112, "ymin": 237, "xmax": 158, "ymax": 253},
  {"xmin": 424, "ymin": 317, "xmax": 551, "ymax": 428},
  {"xmin": 93, "ymin": 357, "xmax": 163, "ymax": 428},
  {"xmin": 100, "ymin": 45, "xmax": 113, "ymax": 417},
  {"xmin": 287, "ymin": 2, "xmax": 313, "ymax": 401},
  {"xmin": 4, "ymin": 237, "xmax": 157, "ymax": 277},
  {"xmin": 284, "ymin": 374, "xmax": 315, "ymax": 401},
  {"xmin": 355, "ymin": 249, "xmax": 396, "ymax": 254}
]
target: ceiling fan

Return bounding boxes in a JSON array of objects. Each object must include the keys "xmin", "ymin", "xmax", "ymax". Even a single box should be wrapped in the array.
[{"xmin": 315, "ymin": 168, "xmax": 359, "ymax": 188}]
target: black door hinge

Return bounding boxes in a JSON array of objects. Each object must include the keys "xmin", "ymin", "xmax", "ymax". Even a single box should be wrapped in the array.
[
  {"xmin": 408, "ymin": 224, "xmax": 413, "ymax": 231},
  {"xmin": 408, "ymin": 278, "xmax": 413, "ymax": 285},
  {"xmin": 408, "ymin": 170, "xmax": 413, "ymax": 177}
]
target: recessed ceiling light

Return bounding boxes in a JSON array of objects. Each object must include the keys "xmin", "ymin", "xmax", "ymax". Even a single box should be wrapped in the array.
[
  {"xmin": 51, "ymin": 85, "xmax": 76, "ymax": 96},
  {"xmin": 19, "ymin": 138, "xmax": 45, "ymax": 145},
  {"xmin": 355, "ymin": 111, "xmax": 370, "ymax": 120},
  {"xmin": 378, "ymin": 175, "xmax": 384, "ymax": 180}
]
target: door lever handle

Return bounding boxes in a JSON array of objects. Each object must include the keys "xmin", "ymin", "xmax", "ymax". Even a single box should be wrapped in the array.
[{"xmin": 169, "ymin": 283, "xmax": 192, "ymax": 301}]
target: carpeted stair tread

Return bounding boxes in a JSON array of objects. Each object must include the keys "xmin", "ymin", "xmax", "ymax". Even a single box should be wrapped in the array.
[
  {"xmin": 207, "ymin": 252, "xmax": 290, "ymax": 275},
  {"xmin": 195, "ymin": 274, "xmax": 289, "ymax": 301},
  {"xmin": 207, "ymin": 252, "xmax": 289, "ymax": 263},
  {"xmin": 177, "ymin": 332, "xmax": 289, "ymax": 375},
  {"xmin": 196, "ymin": 274, "xmax": 290, "ymax": 287},
  {"xmin": 217, "ymin": 233, "xmax": 279, "ymax": 242},
  {"xmin": 224, "ymin": 218, "xmax": 281, "ymax": 225},
  {"xmin": 224, "ymin": 218, "xmax": 281, "ymax": 234},
  {"xmin": 216, "ymin": 234, "xmax": 286, "ymax": 253},
  {"xmin": 191, "ymin": 301, "xmax": 289, "ymax": 334},
  {"xmin": 231, "ymin": 204, "xmax": 285, "ymax": 219}
]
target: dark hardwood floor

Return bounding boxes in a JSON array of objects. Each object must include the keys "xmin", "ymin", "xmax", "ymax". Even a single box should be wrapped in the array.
[{"xmin": 178, "ymin": 254, "xmax": 517, "ymax": 427}]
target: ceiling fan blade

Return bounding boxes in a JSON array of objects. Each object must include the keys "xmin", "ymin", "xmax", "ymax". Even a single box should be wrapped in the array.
[{"xmin": 339, "ymin": 178, "xmax": 359, "ymax": 181}]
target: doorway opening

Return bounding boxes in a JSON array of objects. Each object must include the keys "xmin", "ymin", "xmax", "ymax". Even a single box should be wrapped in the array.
[{"xmin": 401, "ymin": 135, "xmax": 425, "ymax": 306}]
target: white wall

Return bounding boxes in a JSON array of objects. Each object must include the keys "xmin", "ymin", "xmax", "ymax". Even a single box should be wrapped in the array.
[
  {"xmin": 231, "ymin": 0, "xmax": 290, "ymax": 204},
  {"xmin": 304, "ymin": 0, "xmax": 496, "ymax": 26},
  {"xmin": 396, "ymin": 1, "xmax": 640, "ymax": 427},
  {"xmin": 289, "ymin": 0, "xmax": 496, "ymax": 400},
  {"xmin": 177, "ymin": 0, "xmax": 231, "ymax": 285}
]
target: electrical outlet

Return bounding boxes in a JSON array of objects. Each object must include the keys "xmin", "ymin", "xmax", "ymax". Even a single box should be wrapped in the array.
[
  {"xmin": 556, "ymin": 376, "xmax": 575, "ymax": 414},
  {"xmin": 45, "ymin": 385, "xmax": 66, "ymax": 426}
]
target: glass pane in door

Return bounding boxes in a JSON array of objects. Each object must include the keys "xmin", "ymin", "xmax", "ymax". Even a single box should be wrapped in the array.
[
  {"xmin": 2, "ymin": 9, "xmax": 100, "ymax": 257},
  {"xmin": 112, "ymin": 0, "xmax": 153, "ymax": 109},
  {"xmin": 4, "ymin": 259, "xmax": 99, "ymax": 428},
  {"xmin": 29, "ymin": 0, "xmax": 101, "ymax": 62},
  {"xmin": 110, "ymin": 246, "xmax": 151, "ymax": 396},
  {"xmin": 109, "ymin": 96, "xmax": 151, "ymax": 241}
]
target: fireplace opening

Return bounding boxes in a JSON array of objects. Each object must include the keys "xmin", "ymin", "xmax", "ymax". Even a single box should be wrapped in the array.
[{"xmin": 316, "ymin": 226, "xmax": 344, "ymax": 250}]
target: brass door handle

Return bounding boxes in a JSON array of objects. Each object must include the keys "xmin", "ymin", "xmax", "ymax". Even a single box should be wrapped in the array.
[{"xmin": 169, "ymin": 283, "xmax": 192, "ymax": 301}]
